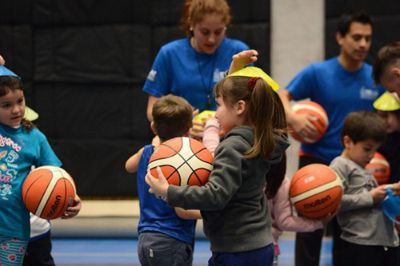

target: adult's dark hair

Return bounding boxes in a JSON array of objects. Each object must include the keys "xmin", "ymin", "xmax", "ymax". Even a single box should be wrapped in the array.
[
  {"xmin": 336, "ymin": 10, "xmax": 373, "ymax": 36},
  {"xmin": 341, "ymin": 111, "xmax": 386, "ymax": 144},
  {"xmin": 373, "ymin": 41, "xmax": 400, "ymax": 83}
]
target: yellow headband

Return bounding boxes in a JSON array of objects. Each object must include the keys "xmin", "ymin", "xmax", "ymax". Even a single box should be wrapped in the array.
[{"xmin": 227, "ymin": 66, "xmax": 280, "ymax": 91}]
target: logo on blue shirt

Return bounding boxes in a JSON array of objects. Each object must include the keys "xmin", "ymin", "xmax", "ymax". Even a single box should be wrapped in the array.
[{"xmin": 360, "ymin": 86, "xmax": 379, "ymax": 100}]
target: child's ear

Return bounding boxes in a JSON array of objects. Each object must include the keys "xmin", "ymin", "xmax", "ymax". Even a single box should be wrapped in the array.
[
  {"xmin": 150, "ymin": 121, "xmax": 157, "ymax": 135},
  {"xmin": 235, "ymin": 100, "xmax": 246, "ymax": 115},
  {"xmin": 343, "ymin": 135, "xmax": 352, "ymax": 148},
  {"xmin": 392, "ymin": 66, "xmax": 400, "ymax": 78}
]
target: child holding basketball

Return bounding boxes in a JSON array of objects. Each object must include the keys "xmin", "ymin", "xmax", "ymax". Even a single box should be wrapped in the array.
[
  {"xmin": 203, "ymin": 118, "xmax": 325, "ymax": 266},
  {"xmin": 330, "ymin": 111, "xmax": 400, "ymax": 266},
  {"xmin": 0, "ymin": 67, "xmax": 81, "ymax": 265},
  {"xmin": 125, "ymin": 94, "xmax": 201, "ymax": 266},
  {"xmin": 146, "ymin": 74, "xmax": 290, "ymax": 266}
]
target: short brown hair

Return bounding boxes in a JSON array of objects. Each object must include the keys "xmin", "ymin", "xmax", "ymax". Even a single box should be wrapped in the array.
[
  {"xmin": 373, "ymin": 41, "xmax": 400, "ymax": 83},
  {"xmin": 341, "ymin": 111, "xmax": 386, "ymax": 144},
  {"xmin": 180, "ymin": 0, "xmax": 231, "ymax": 36},
  {"xmin": 152, "ymin": 95, "xmax": 193, "ymax": 141}
]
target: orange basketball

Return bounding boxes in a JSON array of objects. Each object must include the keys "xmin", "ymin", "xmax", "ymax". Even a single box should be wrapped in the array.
[
  {"xmin": 22, "ymin": 166, "xmax": 76, "ymax": 220},
  {"xmin": 365, "ymin": 152, "xmax": 391, "ymax": 185},
  {"xmin": 290, "ymin": 164, "xmax": 343, "ymax": 219},
  {"xmin": 148, "ymin": 137, "xmax": 213, "ymax": 186},
  {"xmin": 290, "ymin": 100, "xmax": 329, "ymax": 143}
]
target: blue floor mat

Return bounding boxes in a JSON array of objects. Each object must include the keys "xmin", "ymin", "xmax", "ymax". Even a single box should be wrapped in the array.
[{"xmin": 52, "ymin": 237, "xmax": 333, "ymax": 266}]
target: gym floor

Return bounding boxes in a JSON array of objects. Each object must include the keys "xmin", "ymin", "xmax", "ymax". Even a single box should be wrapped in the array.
[
  {"xmin": 51, "ymin": 199, "xmax": 333, "ymax": 266},
  {"xmin": 51, "ymin": 237, "xmax": 333, "ymax": 266}
]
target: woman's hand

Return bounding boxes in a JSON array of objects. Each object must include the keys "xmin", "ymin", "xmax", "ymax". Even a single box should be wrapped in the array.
[{"xmin": 145, "ymin": 167, "xmax": 169, "ymax": 200}]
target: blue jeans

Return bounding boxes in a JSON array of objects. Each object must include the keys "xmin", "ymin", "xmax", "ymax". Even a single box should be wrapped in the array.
[
  {"xmin": 208, "ymin": 244, "xmax": 274, "ymax": 266},
  {"xmin": 138, "ymin": 232, "xmax": 193, "ymax": 266}
]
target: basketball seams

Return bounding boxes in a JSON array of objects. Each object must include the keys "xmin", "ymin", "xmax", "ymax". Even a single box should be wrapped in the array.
[
  {"xmin": 148, "ymin": 137, "xmax": 213, "ymax": 186},
  {"xmin": 290, "ymin": 164, "xmax": 343, "ymax": 219},
  {"xmin": 36, "ymin": 174, "xmax": 65, "ymax": 216},
  {"xmin": 22, "ymin": 170, "xmax": 50, "ymax": 205},
  {"xmin": 291, "ymin": 101, "xmax": 329, "ymax": 143},
  {"xmin": 369, "ymin": 158, "xmax": 389, "ymax": 166},
  {"xmin": 293, "ymin": 101, "xmax": 329, "ymax": 125},
  {"xmin": 291, "ymin": 175, "xmax": 342, "ymax": 203},
  {"xmin": 295, "ymin": 186, "xmax": 343, "ymax": 209},
  {"xmin": 149, "ymin": 138, "xmax": 212, "ymax": 185},
  {"xmin": 23, "ymin": 166, "xmax": 75, "ymax": 219}
]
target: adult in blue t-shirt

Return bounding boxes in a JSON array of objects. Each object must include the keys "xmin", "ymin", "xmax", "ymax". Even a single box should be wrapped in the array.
[
  {"xmin": 143, "ymin": 0, "xmax": 248, "ymax": 122},
  {"xmin": 278, "ymin": 11, "xmax": 384, "ymax": 266}
]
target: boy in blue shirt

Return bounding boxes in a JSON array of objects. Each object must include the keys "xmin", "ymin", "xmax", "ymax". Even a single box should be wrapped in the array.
[{"xmin": 125, "ymin": 95, "xmax": 201, "ymax": 266}]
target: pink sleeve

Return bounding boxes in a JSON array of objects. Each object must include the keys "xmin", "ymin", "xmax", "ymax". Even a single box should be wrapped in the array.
[
  {"xmin": 272, "ymin": 177, "xmax": 323, "ymax": 232},
  {"xmin": 202, "ymin": 117, "xmax": 220, "ymax": 154}
]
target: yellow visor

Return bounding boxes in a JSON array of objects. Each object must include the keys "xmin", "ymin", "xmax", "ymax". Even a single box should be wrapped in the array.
[
  {"xmin": 227, "ymin": 66, "xmax": 280, "ymax": 91},
  {"xmin": 373, "ymin": 91, "xmax": 400, "ymax": 111}
]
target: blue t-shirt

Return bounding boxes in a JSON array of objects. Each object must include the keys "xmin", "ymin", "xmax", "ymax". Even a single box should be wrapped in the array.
[
  {"xmin": 136, "ymin": 144, "xmax": 195, "ymax": 245},
  {"xmin": 0, "ymin": 125, "xmax": 61, "ymax": 240},
  {"xmin": 143, "ymin": 38, "xmax": 249, "ymax": 112},
  {"xmin": 287, "ymin": 57, "xmax": 384, "ymax": 163}
]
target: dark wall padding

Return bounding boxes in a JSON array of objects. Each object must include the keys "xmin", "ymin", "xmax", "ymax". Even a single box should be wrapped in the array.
[
  {"xmin": 325, "ymin": 0, "xmax": 400, "ymax": 64},
  {"xmin": 35, "ymin": 26, "xmax": 151, "ymax": 83},
  {"xmin": 0, "ymin": 0, "xmax": 271, "ymax": 197}
]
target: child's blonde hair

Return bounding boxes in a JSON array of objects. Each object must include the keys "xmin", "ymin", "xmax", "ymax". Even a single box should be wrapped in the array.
[
  {"xmin": 214, "ymin": 76, "xmax": 287, "ymax": 159},
  {"xmin": 152, "ymin": 95, "xmax": 193, "ymax": 141},
  {"xmin": 0, "ymin": 76, "xmax": 34, "ymax": 131}
]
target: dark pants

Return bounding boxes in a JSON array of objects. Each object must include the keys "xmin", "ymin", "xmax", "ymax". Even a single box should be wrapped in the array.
[
  {"xmin": 208, "ymin": 244, "xmax": 274, "ymax": 266},
  {"xmin": 138, "ymin": 232, "xmax": 193, "ymax": 266},
  {"xmin": 23, "ymin": 232, "xmax": 55, "ymax": 266},
  {"xmin": 294, "ymin": 155, "xmax": 343, "ymax": 266},
  {"xmin": 338, "ymin": 239, "xmax": 400, "ymax": 266}
]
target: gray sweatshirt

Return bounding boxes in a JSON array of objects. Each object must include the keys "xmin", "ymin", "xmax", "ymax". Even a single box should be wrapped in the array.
[
  {"xmin": 330, "ymin": 156, "xmax": 399, "ymax": 247},
  {"xmin": 167, "ymin": 126, "xmax": 289, "ymax": 252}
]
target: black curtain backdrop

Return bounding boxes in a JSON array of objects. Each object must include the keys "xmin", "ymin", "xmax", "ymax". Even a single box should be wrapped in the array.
[{"xmin": 0, "ymin": 0, "xmax": 271, "ymax": 197}]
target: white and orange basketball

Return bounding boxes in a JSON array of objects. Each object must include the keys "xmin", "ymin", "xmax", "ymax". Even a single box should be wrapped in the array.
[
  {"xmin": 366, "ymin": 152, "xmax": 391, "ymax": 185},
  {"xmin": 148, "ymin": 137, "xmax": 213, "ymax": 186},
  {"xmin": 290, "ymin": 100, "xmax": 329, "ymax": 143},
  {"xmin": 290, "ymin": 164, "xmax": 343, "ymax": 219},
  {"xmin": 22, "ymin": 166, "xmax": 76, "ymax": 220}
]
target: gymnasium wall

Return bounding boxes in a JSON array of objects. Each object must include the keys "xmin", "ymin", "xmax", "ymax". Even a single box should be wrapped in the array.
[{"xmin": 0, "ymin": 0, "xmax": 271, "ymax": 197}]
